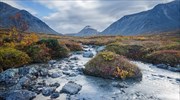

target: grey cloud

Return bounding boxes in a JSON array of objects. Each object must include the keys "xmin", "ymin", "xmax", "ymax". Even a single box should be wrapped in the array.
[{"xmin": 37, "ymin": 0, "xmax": 173, "ymax": 34}]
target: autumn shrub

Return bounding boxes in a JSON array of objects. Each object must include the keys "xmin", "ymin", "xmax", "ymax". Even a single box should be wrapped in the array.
[
  {"xmin": 1, "ymin": 28, "xmax": 39, "ymax": 50},
  {"xmin": 160, "ymin": 43, "xmax": 180, "ymax": 50},
  {"xmin": 145, "ymin": 50, "xmax": 180, "ymax": 67},
  {"xmin": 84, "ymin": 51, "xmax": 142, "ymax": 80},
  {"xmin": 37, "ymin": 39, "xmax": 69, "ymax": 58},
  {"xmin": 105, "ymin": 43, "xmax": 148, "ymax": 60},
  {"xmin": 61, "ymin": 41, "xmax": 83, "ymax": 51},
  {"xmin": 25, "ymin": 44, "xmax": 51, "ymax": 63},
  {"xmin": 20, "ymin": 33, "xmax": 39, "ymax": 46},
  {"xmin": 0, "ymin": 47, "xmax": 31, "ymax": 70}
]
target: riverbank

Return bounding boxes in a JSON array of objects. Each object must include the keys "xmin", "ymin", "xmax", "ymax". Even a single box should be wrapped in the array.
[{"xmin": 0, "ymin": 45, "xmax": 179, "ymax": 100}]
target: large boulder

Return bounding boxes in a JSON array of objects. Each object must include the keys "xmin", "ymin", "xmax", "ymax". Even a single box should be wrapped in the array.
[
  {"xmin": 61, "ymin": 81, "xmax": 82, "ymax": 95},
  {"xmin": 84, "ymin": 51, "xmax": 142, "ymax": 80}
]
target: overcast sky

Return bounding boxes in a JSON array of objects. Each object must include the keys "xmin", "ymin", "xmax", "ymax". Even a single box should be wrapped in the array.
[{"xmin": 2, "ymin": 0, "xmax": 173, "ymax": 34}]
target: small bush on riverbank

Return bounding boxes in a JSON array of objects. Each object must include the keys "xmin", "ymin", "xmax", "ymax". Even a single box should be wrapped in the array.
[
  {"xmin": 84, "ymin": 51, "xmax": 142, "ymax": 80},
  {"xmin": 37, "ymin": 39, "xmax": 70, "ymax": 58},
  {"xmin": 60, "ymin": 40, "xmax": 83, "ymax": 51},
  {"xmin": 105, "ymin": 43, "xmax": 148, "ymax": 60},
  {"xmin": 0, "ymin": 47, "xmax": 31, "ymax": 70},
  {"xmin": 145, "ymin": 50, "xmax": 180, "ymax": 67},
  {"xmin": 25, "ymin": 44, "xmax": 51, "ymax": 63}
]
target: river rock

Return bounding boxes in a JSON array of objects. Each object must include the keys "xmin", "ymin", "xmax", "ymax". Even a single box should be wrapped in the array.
[
  {"xmin": 83, "ymin": 51, "xmax": 94, "ymax": 58},
  {"xmin": 27, "ymin": 85, "xmax": 42, "ymax": 94},
  {"xmin": 18, "ymin": 67, "xmax": 30, "ymax": 76},
  {"xmin": 37, "ymin": 80, "xmax": 47, "ymax": 86},
  {"xmin": 83, "ymin": 45, "xmax": 89, "ymax": 48},
  {"xmin": 62, "ymin": 71, "xmax": 77, "ymax": 77},
  {"xmin": 3, "ymin": 90, "xmax": 36, "ymax": 100},
  {"xmin": 49, "ymin": 72, "xmax": 62, "ymax": 78},
  {"xmin": 18, "ymin": 76, "xmax": 31, "ymax": 87},
  {"xmin": 168, "ymin": 66, "xmax": 180, "ymax": 72},
  {"xmin": 39, "ymin": 68, "xmax": 49, "ymax": 77},
  {"xmin": 48, "ymin": 60, "xmax": 57, "ymax": 65},
  {"xmin": 9, "ymin": 84, "xmax": 22, "ymax": 90},
  {"xmin": 61, "ymin": 81, "xmax": 82, "ymax": 95},
  {"xmin": 69, "ymin": 64, "xmax": 76, "ymax": 69},
  {"xmin": 74, "ymin": 51, "xmax": 83, "ymax": 55},
  {"xmin": 156, "ymin": 64, "xmax": 168, "ymax": 69},
  {"xmin": 61, "ymin": 67, "xmax": 69, "ymax": 71},
  {"xmin": 175, "ymin": 78, "xmax": 180, "ymax": 82},
  {"xmin": 29, "ymin": 67, "xmax": 38, "ymax": 75},
  {"xmin": 96, "ymin": 46, "xmax": 105, "ymax": 53},
  {"xmin": 0, "ymin": 69, "xmax": 19, "ymax": 85},
  {"xmin": 70, "ymin": 57, "xmax": 79, "ymax": 60},
  {"xmin": 112, "ymin": 82, "xmax": 128, "ymax": 88},
  {"xmin": 49, "ymin": 82, "xmax": 60, "ymax": 88},
  {"xmin": 26, "ymin": 74, "xmax": 37, "ymax": 80},
  {"xmin": 42, "ymin": 87, "xmax": 56, "ymax": 96},
  {"xmin": 50, "ymin": 91, "xmax": 60, "ymax": 99}
]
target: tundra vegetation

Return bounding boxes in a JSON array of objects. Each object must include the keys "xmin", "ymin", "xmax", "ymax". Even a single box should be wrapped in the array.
[{"xmin": 0, "ymin": 28, "xmax": 179, "ymax": 79}]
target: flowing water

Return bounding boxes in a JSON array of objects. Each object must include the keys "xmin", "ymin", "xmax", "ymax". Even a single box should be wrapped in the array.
[{"xmin": 34, "ymin": 46, "xmax": 180, "ymax": 100}]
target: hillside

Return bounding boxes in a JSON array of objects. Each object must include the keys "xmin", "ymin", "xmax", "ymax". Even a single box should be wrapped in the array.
[
  {"xmin": 0, "ymin": 2, "xmax": 59, "ymax": 34},
  {"xmin": 101, "ymin": 0, "xmax": 180, "ymax": 36}
]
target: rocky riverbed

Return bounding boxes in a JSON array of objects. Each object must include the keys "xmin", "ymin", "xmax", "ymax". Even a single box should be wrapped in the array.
[{"xmin": 0, "ymin": 45, "xmax": 179, "ymax": 100}]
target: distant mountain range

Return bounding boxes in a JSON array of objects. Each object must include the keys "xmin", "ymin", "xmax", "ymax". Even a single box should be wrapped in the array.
[
  {"xmin": 101, "ymin": 0, "xmax": 180, "ymax": 36},
  {"xmin": 67, "ymin": 25, "xmax": 99, "ymax": 37},
  {"xmin": 1, "ymin": 0, "xmax": 179, "ymax": 36},
  {"xmin": 0, "ymin": 2, "xmax": 59, "ymax": 34}
]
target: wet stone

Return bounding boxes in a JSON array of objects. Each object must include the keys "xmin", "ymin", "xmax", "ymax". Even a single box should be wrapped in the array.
[
  {"xmin": 37, "ymin": 80, "xmax": 47, "ymax": 86},
  {"xmin": 50, "ymin": 91, "xmax": 60, "ymax": 99},
  {"xmin": 61, "ymin": 81, "xmax": 82, "ymax": 95},
  {"xmin": 175, "ymin": 78, "xmax": 180, "ymax": 82},
  {"xmin": 48, "ymin": 60, "xmax": 57, "ymax": 65},
  {"xmin": 83, "ymin": 51, "xmax": 94, "ymax": 58},
  {"xmin": 0, "ymin": 69, "xmax": 19, "ymax": 85},
  {"xmin": 18, "ymin": 76, "xmax": 31, "ymax": 87},
  {"xmin": 39, "ymin": 68, "xmax": 49, "ymax": 77},
  {"xmin": 70, "ymin": 57, "xmax": 79, "ymax": 60},
  {"xmin": 62, "ymin": 71, "xmax": 77, "ymax": 77},
  {"xmin": 49, "ymin": 72, "xmax": 62, "ymax": 78},
  {"xmin": 49, "ymin": 82, "xmax": 60, "ymax": 88},
  {"xmin": 42, "ymin": 87, "xmax": 56, "ymax": 96},
  {"xmin": 156, "ymin": 64, "xmax": 168, "ymax": 69},
  {"xmin": 112, "ymin": 82, "xmax": 128, "ymax": 88}
]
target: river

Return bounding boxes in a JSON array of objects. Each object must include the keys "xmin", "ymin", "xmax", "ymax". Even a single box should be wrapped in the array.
[{"xmin": 34, "ymin": 45, "xmax": 180, "ymax": 100}]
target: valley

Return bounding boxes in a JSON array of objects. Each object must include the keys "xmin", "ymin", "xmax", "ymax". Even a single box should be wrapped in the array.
[{"xmin": 0, "ymin": 0, "xmax": 180, "ymax": 100}]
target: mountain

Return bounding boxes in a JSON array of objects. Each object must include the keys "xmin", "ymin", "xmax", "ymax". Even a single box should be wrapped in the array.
[
  {"xmin": 101, "ymin": 0, "xmax": 180, "ymax": 36},
  {"xmin": 68, "ymin": 25, "xmax": 99, "ymax": 37},
  {"xmin": 0, "ymin": 2, "xmax": 59, "ymax": 34}
]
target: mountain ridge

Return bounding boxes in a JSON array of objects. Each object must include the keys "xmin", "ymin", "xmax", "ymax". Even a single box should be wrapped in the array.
[
  {"xmin": 0, "ymin": 2, "xmax": 60, "ymax": 35},
  {"xmin": 67, "ymin": 25, "xmax": 99, "ymax": 37},
  {"xmin": 101, "ymin": 0, "xmax": 180, "ymax": 36}
]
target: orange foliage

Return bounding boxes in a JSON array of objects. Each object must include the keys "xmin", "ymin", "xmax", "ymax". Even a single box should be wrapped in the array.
[{"xmin": 20, "ymin": 33, "xmax": 39, "ymax": 46}]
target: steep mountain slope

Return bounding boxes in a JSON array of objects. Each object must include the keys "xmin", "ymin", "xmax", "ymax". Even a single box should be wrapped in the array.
[
  {"xmin": 101, "ymin": 0, "xmax": 180, "ymax": 36},
  {"xmin": 69, "ymin": 26, "xmax": 99, "ymax": 37},
  {"xmin": 0, "ymin": 2, "xmax": 59, "ymax": 34}
]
